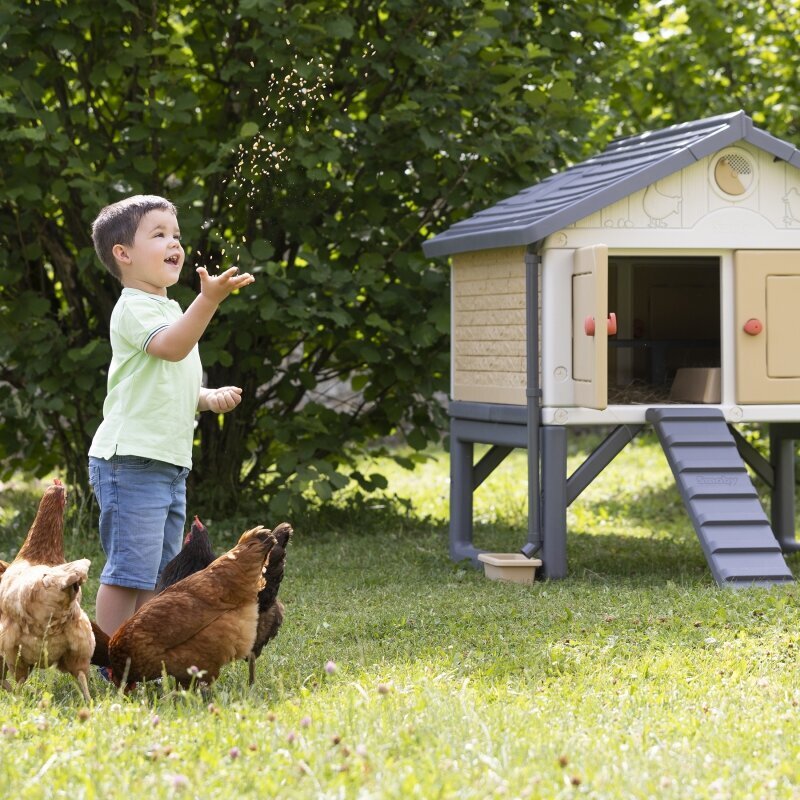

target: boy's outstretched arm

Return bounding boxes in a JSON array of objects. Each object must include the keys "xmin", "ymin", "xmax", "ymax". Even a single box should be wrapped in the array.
[
  {"xmin": 198, "ymin": 386, "xmax": 244, "ymax": 413},
  {"xmin": 146, "ymin": 267, "xmax": 254, "ymax": 362}
]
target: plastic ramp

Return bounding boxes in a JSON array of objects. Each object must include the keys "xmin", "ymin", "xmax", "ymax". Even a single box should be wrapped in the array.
[{"xmin": 646, "ymin": 407, "xmax": 793, "ymax": 587}]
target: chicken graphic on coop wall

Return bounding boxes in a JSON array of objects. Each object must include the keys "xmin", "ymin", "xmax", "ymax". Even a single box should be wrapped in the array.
[
  {"xmin": 643, "ymin": 180, "xmax": 681, "ymax": 227},
  {"xmin": 783, "ymin": 186, "xmax": 800, "ymax": 225}
]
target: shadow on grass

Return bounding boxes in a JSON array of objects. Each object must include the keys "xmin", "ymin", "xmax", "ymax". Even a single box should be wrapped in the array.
[
  {"xmin": 5, "ymin": 473, "xmax": 800, "ymax": 592},
  {"xmin": 565, "ymin": 529, "xmax": 713, "ymax": 584},
  {"xmin": 471, "ymin": 521, "xmax": 800, "ymax": 587},
  {"xmin": 467, "ymin": 524, "xmax": 712, "ymax": 585},
  {"xmin": 575, "ymin": 481, "xmax": 687, "ymax": 526}
]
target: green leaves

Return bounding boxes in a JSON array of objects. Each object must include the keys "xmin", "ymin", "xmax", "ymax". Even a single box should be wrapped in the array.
[
  {"xmin": 6, "ymin": 0, "xmax": 789, "ymax": 516},
  {"xmin": 239, "ymin": 122, "xmax": 260, "ymax": 138},
  {"xmin": 249, "ymin": 239, "xmax": 274, "ymax": 261},
  {"xmin": 603, "ymin": 0, "xmax": 800, "ymax": 141}
]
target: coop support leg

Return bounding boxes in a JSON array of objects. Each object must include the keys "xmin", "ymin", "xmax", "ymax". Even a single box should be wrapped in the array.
[
  {"xmin": 450, "ymin": 420, "xmax": 479, "ymax": 564},
  {"xmin": 770, "ymin": 424, "xmax": 800, "ymax": 552},
  {"xmin": 540, "ymin": 425, "xmax": 568, "ymax": 579}
]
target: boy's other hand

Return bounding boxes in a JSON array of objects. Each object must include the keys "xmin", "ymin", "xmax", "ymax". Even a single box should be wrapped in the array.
[
  {"xmin": 197, "ymin": 266, "xmax": 255, "ymax": 305},
  {"xmin": 202, "ymin": 386, "xmax": 244, "ymax": 413}
]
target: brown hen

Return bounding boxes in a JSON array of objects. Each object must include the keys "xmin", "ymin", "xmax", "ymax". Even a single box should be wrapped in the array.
[
  {"xmin": 108, "ymin": 526, "xmax": 277, "ymax": 687},
  {"xmin": 89, "ymin": 516, "xmax": 216, "ymax": 671},
  {"xmin": 0, "ymin": 480, "xmax": 94, "ymax": 702}
]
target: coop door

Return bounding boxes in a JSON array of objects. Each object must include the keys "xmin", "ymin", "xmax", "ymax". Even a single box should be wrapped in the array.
[
  {"xmin": 735, "ymin": 250, "xmax": 800, "ymax": 403},
  {"xmin": 572, "ymin": 245, "xmax": 608, "ymax": 409}
]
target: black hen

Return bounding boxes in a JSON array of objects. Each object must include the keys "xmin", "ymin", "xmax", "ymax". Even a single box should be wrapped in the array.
[
  {"xmin": 248, "ymin": 522, "xmax": 293, "ymax": 685},
  {"xmin": 155, "ymin": 516, "xmax": 215, "ymax": 594},
  {"xmin": 91, "ymin": 620, "xmax": 111, "ymax": 668}
]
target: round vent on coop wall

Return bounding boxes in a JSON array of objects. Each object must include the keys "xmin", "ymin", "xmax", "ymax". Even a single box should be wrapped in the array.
[{"xmin": 710, "ymin": 147, "xmax": 757, "ymax": 200}]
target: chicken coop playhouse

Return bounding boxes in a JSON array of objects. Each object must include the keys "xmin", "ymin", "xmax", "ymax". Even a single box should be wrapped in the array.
[{"xmin": 422, "ymin": 110, "xmax": 800, "ymax": 588}]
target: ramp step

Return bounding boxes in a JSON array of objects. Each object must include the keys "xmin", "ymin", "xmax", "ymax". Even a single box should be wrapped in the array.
[
  {"xmin": 692, "ymin": 498, "xmax": 768, "ymax": 524},
  {"xmin": 682, "ymin": 473, "xmax": 759, "ymax": 500},
  {"xmin": 646, "ymin": 407, "xmax": 793, "ymax": 587},
  {"xmin": 714, "ymin": 551, "xmax": 794, "ymax": 582},
  {"xmin": 646, "ymin": 408, "xmax": 728, "ymax": 422},
  {"xmin": 660, "ymin": 429, "xmax": 733, "ymax": 445},
  {"xmin": 701, "ymin": 525, "xmax": 782, "ymax": 553},
  {"xmin": 668, "ymin": 446, "xmax": 747, "ymax": 471}
]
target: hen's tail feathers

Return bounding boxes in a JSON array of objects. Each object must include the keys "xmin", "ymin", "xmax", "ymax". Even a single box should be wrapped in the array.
[
  {"xmin": 236, "ymin": 525, "xmax": 272, "ymax": 545},
  {"xmin": 90, "ymin": 621, "xmax": 111, "ymax": 668},
  {"xmin": 252, "ymin": 599, "xmax": 286, "ymax": 659},
  {"xmin": 257, "ymin": 523, "xmax": 293, "ymax": 612},
  {"xmin": 272, "ymin": 522, "xmax": 293, "ymax": 549},
  {"xmin": 41, "ymin": 559, "xmax": 91, "ymax": 591}
]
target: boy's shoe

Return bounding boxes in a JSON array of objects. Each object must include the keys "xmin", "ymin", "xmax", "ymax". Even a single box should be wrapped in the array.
[
  {"xmin": 97, "ymin": 664, "xmax": 140, "ymax": 691},
  {"xmin": 96, "ymin": 666, "xmax": 113, "ymax": 683}
]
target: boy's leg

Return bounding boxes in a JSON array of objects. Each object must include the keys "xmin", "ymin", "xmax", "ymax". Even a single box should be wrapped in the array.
[
  {"xmin": 95, "ymin": 584, "xmax": 140, "ymax": 636},
  {"xmin": 135, "ymin": 590, "xmax": 156, "ymax": 610},
  {"xmin": 156, "ymin": 466, "xmax": 190, "ymax": 578},
  {"xmin": 90, "ymin": 455, "xmax": 187, "ymax": 632}
]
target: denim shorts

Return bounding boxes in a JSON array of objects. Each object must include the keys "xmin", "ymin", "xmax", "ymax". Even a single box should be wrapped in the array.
[{"xmin": 88, "ymin": 455, "xmax": 189, "ymax": 590}]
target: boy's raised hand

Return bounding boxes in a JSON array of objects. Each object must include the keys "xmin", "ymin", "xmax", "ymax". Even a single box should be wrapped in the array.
[
  {"xmin": 197, "ymin": 266, "xmax": 255, "ymax": 305},
  {"xmin": 147, "ymin": 268, "xmax": 255, "ymax": 362}
]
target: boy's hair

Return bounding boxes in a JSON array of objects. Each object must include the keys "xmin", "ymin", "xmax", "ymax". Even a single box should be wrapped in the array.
[{"xmin": 91, "ymin": 194, "xmax": 178, "ymax": 281}]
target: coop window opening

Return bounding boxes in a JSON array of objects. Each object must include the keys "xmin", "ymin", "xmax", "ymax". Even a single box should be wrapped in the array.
[{"xmin": 607, "ymin": 256, "xmax": 721, "ymax": 405}]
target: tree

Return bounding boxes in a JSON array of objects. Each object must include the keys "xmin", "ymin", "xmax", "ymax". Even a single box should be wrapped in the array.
[
  {"xmin": 598, "ymin": 1, "xmax": 800, "ymax": 140},
  {"xmin": 0, "ymin": 0, "xmax": 638, "ymax": 514}
]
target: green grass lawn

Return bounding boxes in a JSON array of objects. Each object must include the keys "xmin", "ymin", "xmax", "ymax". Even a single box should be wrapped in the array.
[{"xmin": 3, "ymin": 431, "xmax": 800, "ymax": 798}]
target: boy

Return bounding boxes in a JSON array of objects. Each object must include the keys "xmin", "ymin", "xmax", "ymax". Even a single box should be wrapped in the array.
[{"xmin": 88, "ymin": 194, "xmax": 254, "ymax": 636}]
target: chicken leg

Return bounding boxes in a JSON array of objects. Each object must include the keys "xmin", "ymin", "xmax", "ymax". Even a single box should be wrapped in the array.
[{"xmin": 76, "ymin": 670, "xmax": 91, "ymax": 704}]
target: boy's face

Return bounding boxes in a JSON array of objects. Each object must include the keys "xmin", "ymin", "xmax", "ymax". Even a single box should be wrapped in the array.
[{"xmin": 113, "ymin": 208, "xmax": 184, "ymax": 295}]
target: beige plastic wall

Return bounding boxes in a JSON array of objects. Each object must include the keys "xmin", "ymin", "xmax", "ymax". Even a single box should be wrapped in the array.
[
  {"xmin": 735, "ymin": 250, "xmax": 800, "ymax": 402},
  {"xmin": 451, "ymin": 246, "xmax": 538, "ymax": 405}
]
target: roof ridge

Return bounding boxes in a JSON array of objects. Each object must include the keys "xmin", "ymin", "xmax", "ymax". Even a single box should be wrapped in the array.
[
  {"xmin": 608, "ymin": 110, "xmax": 748, "ymax": 148},
  {"xmin": 422, "ymin": 111, "xmax": 798, "ymax": 258}
]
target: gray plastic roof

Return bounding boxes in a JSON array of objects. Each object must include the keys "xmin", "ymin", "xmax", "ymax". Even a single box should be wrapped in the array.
[{"xmin": 422, "ymin": 110, "xmax": 800, "ymax": 258}]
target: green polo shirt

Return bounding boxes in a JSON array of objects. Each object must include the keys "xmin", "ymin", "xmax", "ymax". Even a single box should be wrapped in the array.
[{"xmin": 89, "ymin": 288, "xmax": 202, "ymax": 468}]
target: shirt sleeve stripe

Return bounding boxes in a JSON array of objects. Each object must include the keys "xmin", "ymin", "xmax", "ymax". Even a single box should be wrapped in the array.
[{"xmin": 142, "ymin": 324, "xmax": 169, "ymax": 352}]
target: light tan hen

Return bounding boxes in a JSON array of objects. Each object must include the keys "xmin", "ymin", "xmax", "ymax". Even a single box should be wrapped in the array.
[{"xmin": 0, "ymin": 480, "xmax": 94, "ymax": 702}]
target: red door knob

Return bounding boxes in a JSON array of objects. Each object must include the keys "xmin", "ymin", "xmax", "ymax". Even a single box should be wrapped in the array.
[
  {"xmin": 743, "ymin": 318, "xmax": 763, "ymax": 336},
  {"xmin": 584, "ymin": 313, "xmax": 618, "ymax": 337}
]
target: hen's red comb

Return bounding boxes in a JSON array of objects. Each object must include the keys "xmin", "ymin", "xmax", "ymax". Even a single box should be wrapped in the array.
[{"xmin": 53, "ymin": 478, "xmax": 63, "ymax": 486}]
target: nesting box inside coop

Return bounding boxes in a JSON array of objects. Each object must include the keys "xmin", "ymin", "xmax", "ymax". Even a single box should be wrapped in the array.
[{"xmin": 423, "ymin": 110, "xmax": 800, "ymax": 589}]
